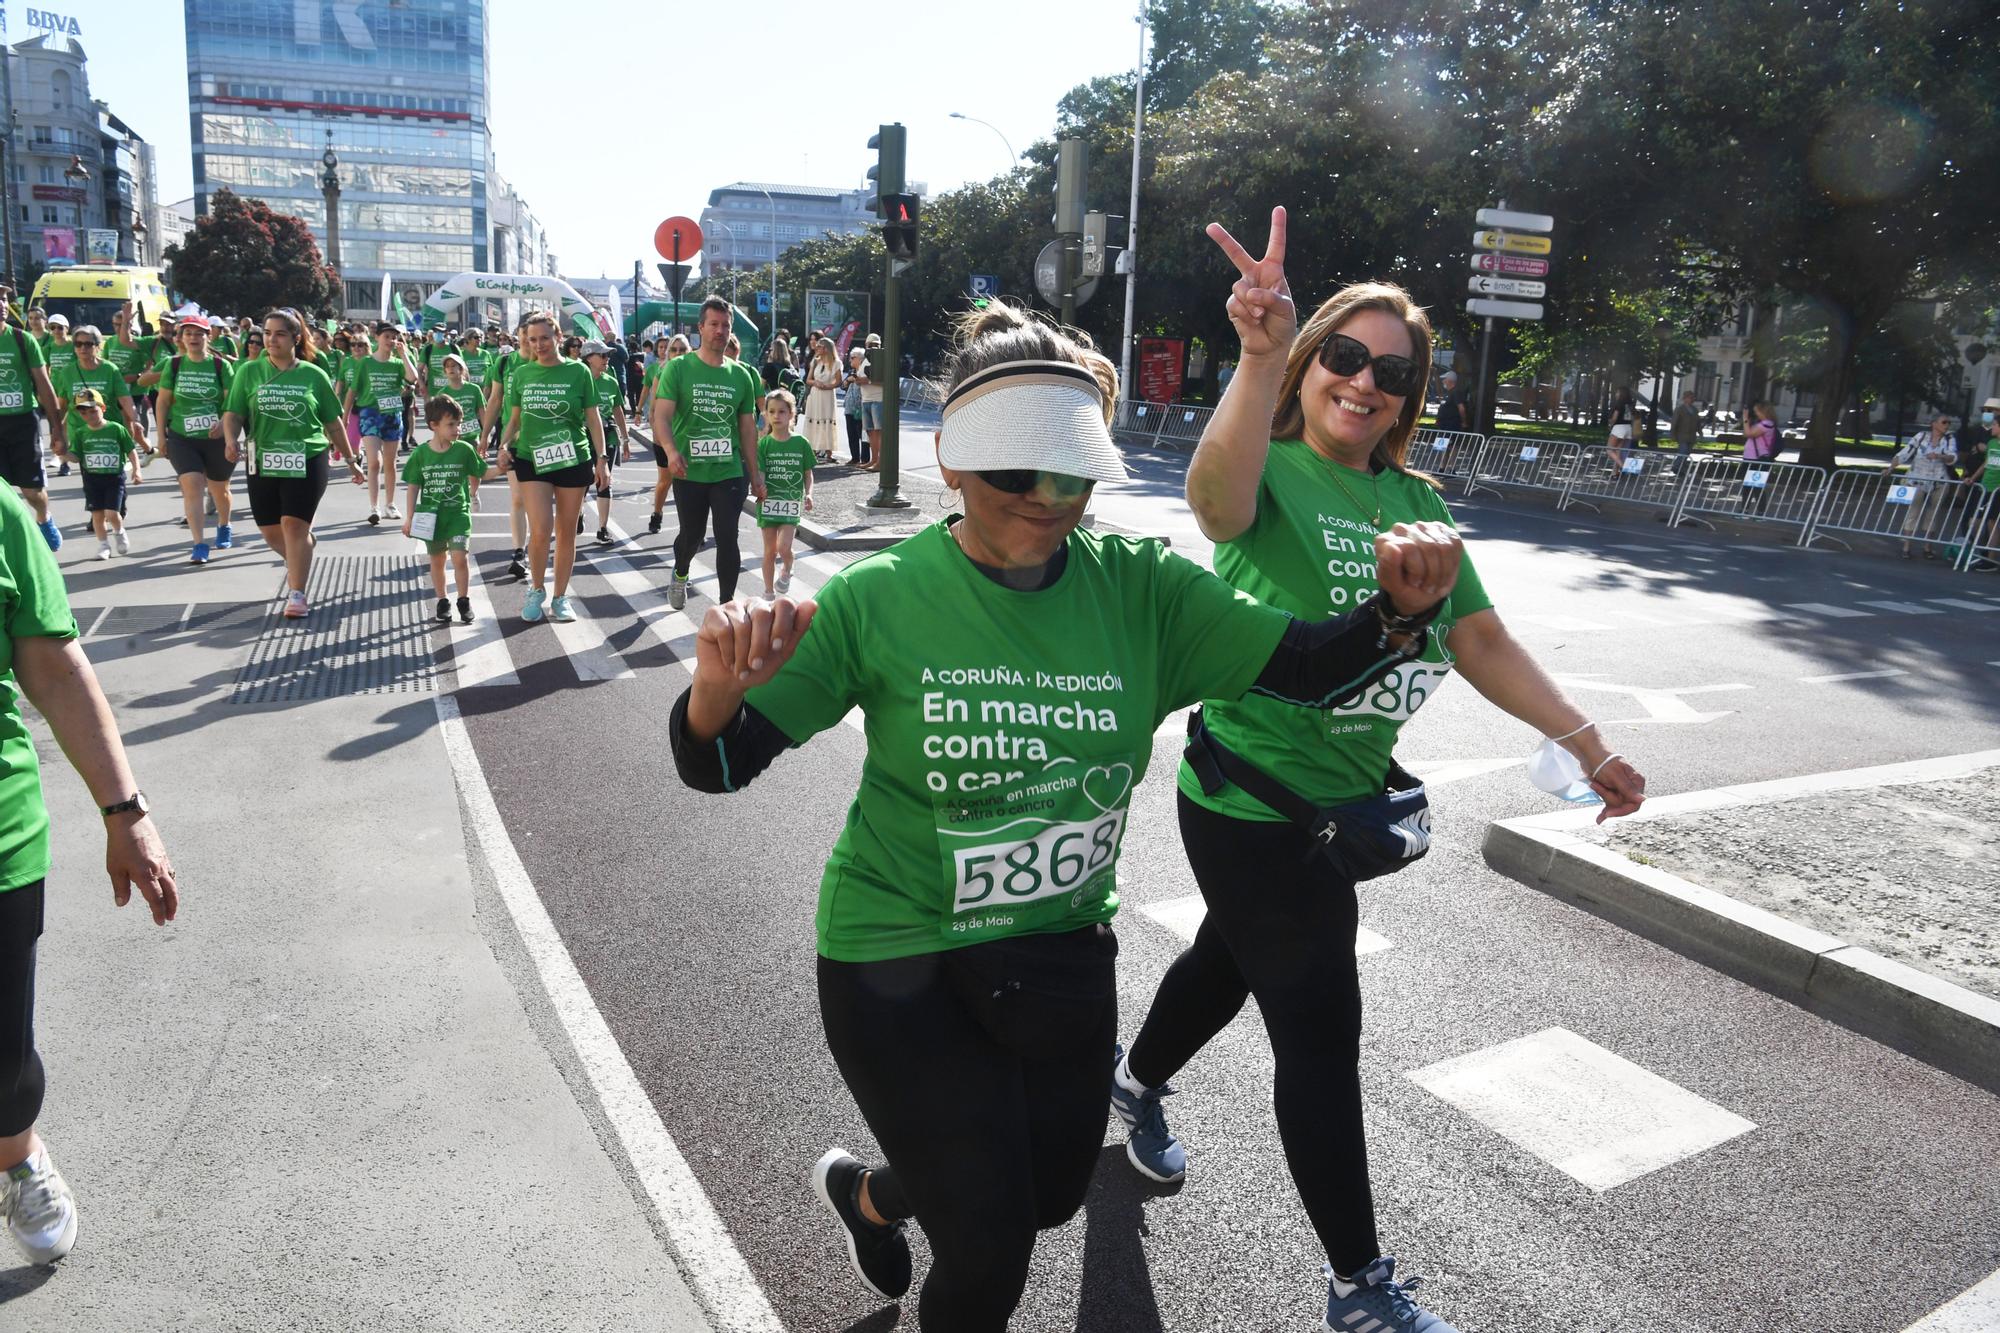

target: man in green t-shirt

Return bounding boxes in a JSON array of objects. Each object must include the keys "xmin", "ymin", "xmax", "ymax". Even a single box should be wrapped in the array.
[
  {"xmin": 0, "ymin": 481, "xmax": 178, "ymax": 1268},
  {"xmin": 0, "ymin": 317, "xmax": 67, "ymax": 548},
  {"xmin": 652, "ymin": 296, "xmax": 764, "ymax": 609},
  {"xmin": 103, "ymin": 303, "xmax": 162, "ymax": 435}
]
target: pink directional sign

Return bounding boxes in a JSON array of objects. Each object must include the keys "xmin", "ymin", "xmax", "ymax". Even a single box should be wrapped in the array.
[{"xmin": 1471, "ymin": 253, "xmax": 1550, "ymax": 277}]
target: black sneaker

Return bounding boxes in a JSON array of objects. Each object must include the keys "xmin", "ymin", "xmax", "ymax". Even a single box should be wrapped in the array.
[
  {"xmin": 596, "ymin": 526, "xmax": 611, "ymax": 544},
  {"xmin": 435, "ymin": 597, "xmax": 452, "ymax": 623},
  {"xmin": 576, "ymin": 514, "xmax": 585, "ymax": 535},
  {"xmin": 811, "ymin": 1149, "xmax": 910, "ymax": 1301},
  {"xmin": 506, "ymin": 554, "xmax": 527, "ymax": 579},
  {"xmin": 647, "ymin": 511, "xmax": 662, "ymax": 534},
  {"xmin": 456, "ymin": 596, "xmax": 473, "ymax": 624}
]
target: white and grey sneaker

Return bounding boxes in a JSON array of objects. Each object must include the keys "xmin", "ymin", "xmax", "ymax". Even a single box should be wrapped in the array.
[
  {"xmin": 775, "ymin": 571, "xmax": 792, "ymax": 595},
  {"xmin": 3, "ymin": 1146, "xmax": 78, "ymax": 1266},
  {"xmin": 113, "ymin": 530, "xmax": 130, "ymax": 556},
  {"xmin": 669, "ymin": 573, "xmax": 688, "ymax": 611}
]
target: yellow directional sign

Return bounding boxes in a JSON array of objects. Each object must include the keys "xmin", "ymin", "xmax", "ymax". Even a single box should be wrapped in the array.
[{"xmin": 1473, "ymin": 230, "xmax": 1553, "ymax": 256}]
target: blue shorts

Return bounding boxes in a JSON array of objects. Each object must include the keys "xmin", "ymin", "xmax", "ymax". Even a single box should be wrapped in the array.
[
  {"xmin": 863, "ymin": 401, "xmax": 883, "ymax": 431},
  {"xmin": 358, "ymin": 407, "xmax": 404, "ymax": 442}
]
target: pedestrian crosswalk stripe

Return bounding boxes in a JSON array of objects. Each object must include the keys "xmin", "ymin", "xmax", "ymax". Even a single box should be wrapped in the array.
[
  {"xmin": 547, "ymin": 596, "xmax": 635, "ymax": 681},
  {"xmin": 1784, "ymin": 602, "xmax": 1873, "ymax": 618},
  {"xmin": 1800, "ymin": 668, "xmax": 1908, "ymax": 685},
  {"xmin": 1927, "ymin": 598, "xmax": 2000, "ymax": 613},
  {"xmin": 447, "ymin": 559, "xmax": 518, "ymax": 688},
  {"xmin": 1859, "ymin": 599, "xmax": 1942, "ymax": 616},
  {"xmin": 1407, "ymin": 1027, "xmax": 1756, "ymax": 1192},
  {"xmin": 1900, "ymin": 1264, "xmax": 2000, "ymax": 1332},
  {"xmin": 1139, "ymin": 892, "xmax": 1392, "ymax": 955}
]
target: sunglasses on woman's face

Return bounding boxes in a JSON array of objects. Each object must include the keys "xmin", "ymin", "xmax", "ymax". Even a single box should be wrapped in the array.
[
  {"xmin": 1317, "ymin": 332, "xmax": 1420, "ymax": 399},
  {"xmin": 976, "ymin": 470, "xmax": 1094, "ymax": 498},
  {"xmin": 72, "ymin": 338, "xmax": 97, "ymax": 347}
]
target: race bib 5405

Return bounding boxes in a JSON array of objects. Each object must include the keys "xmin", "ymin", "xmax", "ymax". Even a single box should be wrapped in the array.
[{"xmin": 184, "ymin": 412, "xmax": 218, "ymax": 433}]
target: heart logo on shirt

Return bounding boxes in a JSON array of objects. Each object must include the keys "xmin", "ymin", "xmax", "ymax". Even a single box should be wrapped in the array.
[{"xmin": 1082, "ymin": 762, "xmax": 1134, "ymax": 815}]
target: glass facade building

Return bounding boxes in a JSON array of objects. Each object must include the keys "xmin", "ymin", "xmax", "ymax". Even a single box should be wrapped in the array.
[{"xmin": 184, "ymin": 0, "xmax": 491, "ymax": 313}]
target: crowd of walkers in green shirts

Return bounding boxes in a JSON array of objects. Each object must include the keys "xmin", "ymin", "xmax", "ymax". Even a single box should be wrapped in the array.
[{"xmin": 2, "ymin": 216, "xmax": 1662, "ymax": 1333}]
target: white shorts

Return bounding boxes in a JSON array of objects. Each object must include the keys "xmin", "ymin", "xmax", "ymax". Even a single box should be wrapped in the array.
[{"xmin": 1610, "ymin": 424, "xmax": 1634, "ymax": 440}]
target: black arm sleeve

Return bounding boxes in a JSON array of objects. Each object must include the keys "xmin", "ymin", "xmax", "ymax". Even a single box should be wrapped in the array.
[
  {"xmin": 669, "ymin": 688, "xmax": 795, "ymax": 793},
  {"xmin": 1246, "ymin": 592, "xmax": 1438, "ymax": 710}
]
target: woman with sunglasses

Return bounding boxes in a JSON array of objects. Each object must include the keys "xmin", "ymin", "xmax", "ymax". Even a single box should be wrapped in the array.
[
  {"xmin": 670, "ymin": 300, "xmax": 1468, "ymax": 1331},
  {"xmin": 221, "ymin": 309, "xmax": 364, "ymax": 619},
  {"xmin": 1108, "ymin": 210, "xmax": 1647, "ymax": 1332}
]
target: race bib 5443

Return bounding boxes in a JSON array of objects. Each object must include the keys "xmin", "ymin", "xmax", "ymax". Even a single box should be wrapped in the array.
[{"xmin": 763, "ymin": 498, "xmax": 803, "ymax": 519}]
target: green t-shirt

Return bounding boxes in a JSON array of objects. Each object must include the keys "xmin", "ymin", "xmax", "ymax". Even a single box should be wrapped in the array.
[
  {"xmin": 103, "ymin": 333, "xmax": 158, "ymax": 390},
  {"xmin": 74, "ymin": 420, "xmax": 139, "ymax": 475},
  {"xmin": 160, "ymin": 353, "xmax": 234, "ymax": 438},
  {"xmin": 435, "ymin": 380, "xmax": 486, "ymax": 435},
  {"xmin": 53, "ymin": 360, "xmax": 127, "ymax": 438},
  {"xmin": 643, "ymin": 359, "xmax": 669, "ymax": 395},
  {"xmin": 1178, "ymin": 440, "xmax": 1494, "ymax": 818},
  {"xmin": 0, "ymin": 327, "xmax": 47, "ymax": 417},
  {"xmin": 590, "ymin": 369, "xmax": 624, "ymax": 437},
  {"xmin": 43, "ymin": 338, "xmax": 76, "ymax": 389},
  {"xmin": 399, "ymin": 440, "xmax": 486, "ymax": 541},
  {"xmin": 224, "ymin": 358, "xmax": 344, "ymax": 466},
  {"xmin": 211, "ymin": 333, "xmax": 240, "ymax": 360},
  {"xmin": 348, "ymin": 355, "xmax": 411, "ymax": 417},
  {"xmin": 756, "ymin": 433, "xmax": 814, "ymax": 526},
  {"xmin": 661, "ymin": 353, "xmax": 756, "ymax": 482},
  {"xmin": 747, "ymin": 521, "xmax": 1291, "ymax": 962},
  {"xmin": 0, "ymin": 486, "xmax": 80, "ymax": 892},
  {"xmin": 1982, "ymin": 436, "xmax": 2000, "ymax": 491},
  {"xmin": 504, "ymin": 358, "xmax": 597, "ymax": 471}
]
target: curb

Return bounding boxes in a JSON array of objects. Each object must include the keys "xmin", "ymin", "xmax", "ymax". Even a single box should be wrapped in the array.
[{"xmin": 1483, "ymin": 750, "xmax": 2000, "ymax": 1095}]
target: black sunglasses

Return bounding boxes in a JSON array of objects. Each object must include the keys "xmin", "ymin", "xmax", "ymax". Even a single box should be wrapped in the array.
[
  {"xmin": 976, "ymin": 470, "xmax": 1094, "ymax": 498},
  {"xmin": 1317, "ymin": 333, "xmax": 1421, "ymax": 398},
  {"xmin": 72, "ymin": 338, "xmax": 98, "ymax": 346}
]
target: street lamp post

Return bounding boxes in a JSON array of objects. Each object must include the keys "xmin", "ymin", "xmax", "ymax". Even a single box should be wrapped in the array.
[
  {"xmin": 0, "ymin": 110, "xmax": 17, "ymax": 292},
  {"xmin": 709, "ymin": 219, "xmax": 743, "ymax": 308},
  {"xmin": 320, "ymin": 130, "xmax": 342, "ymax": 273},
  {"xmin": 1119, "ymin": 0, "xmax": 1148, "ymax": 403},
  {"xmin": 947, "ymin": 112, "xmax": 1019, "ymax": 174},
  {"xmin": 752, "ymin": 185, "xmax": 778, "ymax": 344},
  {"xmin": 63, "ymin": 157, "xmax": 89, "ymax": 264}
]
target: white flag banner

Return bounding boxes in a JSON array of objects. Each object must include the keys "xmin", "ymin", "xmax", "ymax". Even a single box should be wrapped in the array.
[{"xmin": 379, "ymin": 272, "xmax": 393, "ymax": 321}]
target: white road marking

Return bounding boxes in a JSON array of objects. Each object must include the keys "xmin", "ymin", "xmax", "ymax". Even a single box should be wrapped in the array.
[
  {"xmin": 1554, "ymin": 676, "xmax": 1748, "ymax": 724},
  {"xmin": 1407, "ymin": 1027, "xmax": 1756, "ymax": 1192},
  {"xmin": 1513, "ymin": 613, "xmax": 1617, "ymax": 632},
  {"xmin": 546, "ymin": 596, "xmax": 635, "ymax": 681},
  {"xmin": 1409, "ymin": 756, "xmax": 1526, "ymax": 785},
  {"xmin": 1783, "ymin": 602, "xmax": 1872, "ymax": 618},
  {"xmin": 447, "ymin": 559, "xmax": 519, "ymax": 688},
  {"xmin": 1139, "ymin": 893, "xmax": 1392, "ymax": 955},
  {"xmin": 1902, "ymin": 1265, "xmax": 2000, "ymax": 1332},
  {"xmin": 1606, "ymin": 544, "xmax": 1665, "ymax": 553},
  {"xmin": 1926, "ymin": 598, "xmax": 2000, "ymax": 613},
  {"xmin": 1799, "ymin": 668, "xmax": 1909, "ymax": 685},
  {"xmin": 1859, "ymin": 599, "xmax": 1942, "ymax": 616},
  {"xmin": 432, "ymin": 693, "xmax": 784, "ymax": 1332}
]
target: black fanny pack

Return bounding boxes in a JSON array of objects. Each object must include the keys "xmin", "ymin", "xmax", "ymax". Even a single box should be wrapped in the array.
[{"xmin": 1184, "ymin": 708, "xmax": 1431, "ymax": 882}]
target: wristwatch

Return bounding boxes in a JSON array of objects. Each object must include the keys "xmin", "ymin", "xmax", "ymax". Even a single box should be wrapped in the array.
[{"xmin": 100, "ymin": 791, "xmax": 149, "ymax": 818}]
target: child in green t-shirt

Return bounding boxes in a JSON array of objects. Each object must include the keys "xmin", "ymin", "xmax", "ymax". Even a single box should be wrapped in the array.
[
  {"xmin": 401, "ymin": 394, "xmax": 500, "ymax": 623},
  {"xmin": 71, "ymin": 389, "xmax": 145, "ymax": 559},
  {"xmin": 755, "ymin": 389, "xmax": 815, "ymax": 596}
]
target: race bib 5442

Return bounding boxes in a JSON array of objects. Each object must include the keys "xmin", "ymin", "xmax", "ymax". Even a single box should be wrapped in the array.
[{"xmin": 688, "ymin": 437, "xmax": 732, "ymax": 460}]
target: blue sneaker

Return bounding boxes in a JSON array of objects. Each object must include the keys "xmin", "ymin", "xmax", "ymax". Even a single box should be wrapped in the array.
[
  {"xmin": 36, "ymin": 520, "xmax": 60, "ymax": 552},
  {"xmin": 522, "ymin": 587, "xmax": 547, "ymax": 623},
  {"xmin": 189, "ymin": 543, "xmax": 210, "ymax": 565},
  {"xmin": 549, "ymin": 594, "xmax": 576, "ymax": 623},
  {"xmin": 1109, "ymin": 1042, "xmax": 1186, "ymax": 1183},
  {"xmin": 215, "ymin": 524, "xmax": 234, "ymax": 550},
  {"xmin": 1324, "ymin": 1256, "xmax": 1458, "ymax": 1332}
]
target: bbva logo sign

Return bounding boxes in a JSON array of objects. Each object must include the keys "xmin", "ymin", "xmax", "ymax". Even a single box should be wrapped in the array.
[{"xmin": 26, "ymin": 9, "xmax": 83, "ymax": 37}]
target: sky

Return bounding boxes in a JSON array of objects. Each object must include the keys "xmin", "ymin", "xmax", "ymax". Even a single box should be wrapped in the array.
[{"xmin": 48, "ymin": 0, "xmax": 1149, "ymax": 279}]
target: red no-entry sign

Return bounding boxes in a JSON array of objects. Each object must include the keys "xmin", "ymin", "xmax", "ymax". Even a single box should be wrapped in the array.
[{"xmin": 655, "ymin": 216, "xmax": 703, "ymax": 261}]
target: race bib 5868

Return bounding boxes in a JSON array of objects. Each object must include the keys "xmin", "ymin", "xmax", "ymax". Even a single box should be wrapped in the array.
[{"xmin": 949, "ymin": 809, "xmax": 1127, "ymax": 921}]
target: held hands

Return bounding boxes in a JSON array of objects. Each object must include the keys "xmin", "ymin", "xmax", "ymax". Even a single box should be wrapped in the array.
[
  {"xmin": 1373, "ymin": 522, "xmax": 1463, "ymax": 617},
  {"xmin": 694, "ymin": 596, "xmax": 817, "ymax": 692},
  {"xmin": 667, "ymin": 451, "xmax": 688, "ymax": 479},
  {"xmin": 751, "ymin": 475, "xmax": 768, "ymax": 504},
  {"xmin": 1207, "ymin": 206, "xmax": 1297, "ymax": 360}
]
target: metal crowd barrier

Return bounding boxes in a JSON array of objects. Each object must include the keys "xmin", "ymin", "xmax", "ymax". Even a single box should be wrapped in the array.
[
  {"xmin": 1800, "ymin": 471, "xmax": 1991, "ymax": 555},
  {"xmin": 1463, "ymin": 436, "xmax": 1585, "ymax": 501},
  {"xmin": 1152, "ymin": 403, "xmax": 1213, "ymax": 449},
  {"xmin": 1953, "ymin": 488, "xmax": 2000, "ymax": 571},
  {"xmin": 1411, "ymin": 429, "xmax": 1487, "ymax": 491},
  {"xmin": 1110, "ymin": 398, "xmax": 1159, "ymax": 446},
  {"xmin": 1670, "ymin": 456, "xmax": 1828, "ymax": 533},
  {"xmin": 1558, "ymin": 444, "xmax": 1690, "ymax": 515}
]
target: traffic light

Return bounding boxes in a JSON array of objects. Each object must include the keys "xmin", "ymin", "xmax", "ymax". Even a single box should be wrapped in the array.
[
  {"xmin": 867, "ymin": 123, "xmax": 906, "ymax": 217},
  {"xmin": 1083, "ymin": 212, "xmax": 1123, "ymax": 279},
  {"xmin": 884, "ymin": 194, "xmax": 920, "ymax": 261}
]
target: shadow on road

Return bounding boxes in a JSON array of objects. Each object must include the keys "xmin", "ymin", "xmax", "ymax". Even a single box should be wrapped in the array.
[
  {"xmin": 0, "ymin": 1261, "xmax": 54, "ymax": 1303},
  {"xmin": 1074, "ymin": 1143, "xmax": 1179, "ymax": 1333}
]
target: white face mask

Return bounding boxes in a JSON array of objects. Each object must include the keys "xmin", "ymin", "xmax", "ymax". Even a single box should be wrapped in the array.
[{"xmin": 1526, "ymin": 737, "xmax": 1603, "ymax": 804}]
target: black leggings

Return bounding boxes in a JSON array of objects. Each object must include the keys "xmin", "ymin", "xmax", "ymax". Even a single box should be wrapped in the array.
[
  {"xmin": 844, "ymin": 412, "xmax": 865, "ymax": 463},
  {"xmin": 1127, "ymin": 793, "xmax": 1378, "ymax": 1275},
  {"xmin": 817, "ymin": 924, "xmax": 1118, "ymax": 1332},
  {"xmin": 0, "ymin": 882, "xmax": 46, "ymax": 1137},
  {"xmin": 670, "ymin": 475, "xmax": 747, "ymax": 600}
]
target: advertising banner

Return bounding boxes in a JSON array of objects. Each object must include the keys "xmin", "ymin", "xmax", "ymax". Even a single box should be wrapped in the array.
[
  {"xmin": 86, "ymin": 228, "xmax": 119, "ymax": 264},
  {"xmin": 806, "ymin": 289, "xmax": 869, "ymax": 362},
  {"xmin": 43, "ymin": 227, "xmax": 77, "ymax": 266},
  {"xmin": 417, "ymin": 272, "xmax": 598, "ymax": 337},
  {"xmin": 1137, "ymin": 336, "xmax": 1187, "ymax": 405}
]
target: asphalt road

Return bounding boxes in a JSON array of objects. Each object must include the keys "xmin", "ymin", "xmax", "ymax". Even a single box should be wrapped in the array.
[{"xmin": 446, "ymin": 435, "xmax": 2000, "ymax": 1332}]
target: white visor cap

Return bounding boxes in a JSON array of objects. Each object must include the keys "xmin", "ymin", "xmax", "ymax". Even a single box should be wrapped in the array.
[{"xmin": 937, "ymin": 359, "xmax": 1128, "ymax": 484}]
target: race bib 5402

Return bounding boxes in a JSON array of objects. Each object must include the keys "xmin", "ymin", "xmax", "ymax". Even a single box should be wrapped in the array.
[{"xmin": 83, "ymin": 451, "xmax": 120, "ymax": 472}]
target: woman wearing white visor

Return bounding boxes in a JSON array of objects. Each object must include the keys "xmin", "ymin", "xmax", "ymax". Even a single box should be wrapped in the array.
[{"xmin": 670, "ymin": 301, "xmax": 1469, "ymax": 1330}]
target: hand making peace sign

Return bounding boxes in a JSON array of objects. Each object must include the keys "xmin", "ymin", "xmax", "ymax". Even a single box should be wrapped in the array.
[{"xmin": 1207, "ymin": 205, "xmax": 1297, "ymax": 359}]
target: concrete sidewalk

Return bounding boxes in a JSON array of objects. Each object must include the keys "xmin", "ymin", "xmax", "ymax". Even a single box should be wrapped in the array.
[{"xmin": 3, "ymin": 458, "xmax": 714, "ymax": 1329}]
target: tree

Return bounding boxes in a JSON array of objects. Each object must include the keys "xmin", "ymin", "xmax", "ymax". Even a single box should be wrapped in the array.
[{"xmin": 163, "ymin": 189, "xmax": 341, "ymax": 319}]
